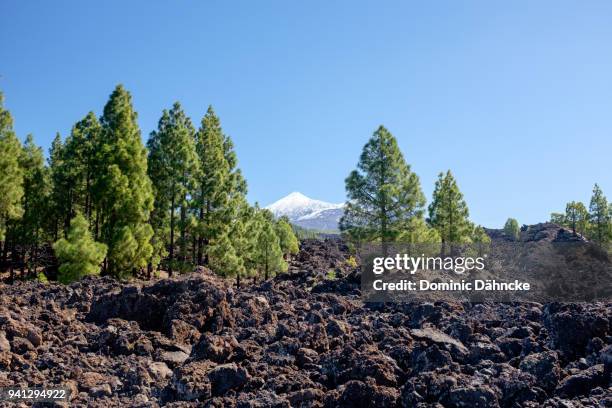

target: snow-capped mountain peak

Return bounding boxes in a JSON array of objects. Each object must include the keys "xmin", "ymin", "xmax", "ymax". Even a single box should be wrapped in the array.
[
  {"xmin": 266, "ymin": 192, "xmax": 342, "ymax": 218},
  {"xmin": 265, "ymin": 192, "xmax": 344, "ymax": 231}
]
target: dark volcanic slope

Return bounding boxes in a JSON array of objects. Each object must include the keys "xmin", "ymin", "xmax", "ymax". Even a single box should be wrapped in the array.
[{"xmin": 0, "ymin": 239, "xmax": 611, "ymax": 407}]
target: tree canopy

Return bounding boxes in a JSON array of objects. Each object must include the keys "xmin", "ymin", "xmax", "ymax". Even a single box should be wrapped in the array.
[{"xmin": 340, "ymin": 126, "xmax": 425, "ymax": 246}]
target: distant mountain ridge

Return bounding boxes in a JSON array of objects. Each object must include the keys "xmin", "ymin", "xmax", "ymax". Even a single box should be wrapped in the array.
[{"xmin": 265, "ymin": 192, "xmax": 344, "ymax": 231}]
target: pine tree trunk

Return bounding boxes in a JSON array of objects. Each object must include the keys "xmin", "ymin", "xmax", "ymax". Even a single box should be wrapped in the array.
[
  {"xmin": 196, "ymin": 186, "xmax": 205, "ymax": 265},
  {"xmin": 169, "ymin": 192, "xmax": 176, "ymax": 276},
  {"xmin": 197, "ymin": 237, "xmax": 203, "ymax": 265},
  {"xmin": 202, "ymin": 201, "xmax": 211, "ymax": 266},
  {"xmin": 180, "ymin": 204, "xmax": 187, "ymax": 262},
  {"xmin": 265, "ymin": 246, "xmax": 269, "ymax": 280},
  {"xmin": 33, "ymin": 229, "xmax": 39, "ymax": 277},
  {"xmin": 7, "ymin": 228, "xmax": 14, "ymax": 279},
  {"xmin": 192, "ymin": 236, "xmax": 197, "ymax": 265},
  {"xmin": 0, "ymin": 239, "xmax": 6, "ymax": 271},
  {"xmin": 94, "ymin": 210, "xmax": 99, "ymax": 241},
  {"xmin": 53, "ymin": 217, "xmax": 59, "ymax": 242},
  {"xmin": 65, "ymin": 187, "xmax": 72, "ymax": 235},
  {"xmin": 85, "ymin": 169, "xmax": 92, "ymax": 221}
]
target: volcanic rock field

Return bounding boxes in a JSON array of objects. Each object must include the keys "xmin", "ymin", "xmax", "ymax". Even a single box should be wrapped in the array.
[{"xmin": 0, "ymin": 238, "xmax": 611, "ymax": 407}]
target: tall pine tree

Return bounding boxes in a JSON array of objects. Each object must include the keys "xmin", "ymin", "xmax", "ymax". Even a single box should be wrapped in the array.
[
  {"xmin": 340, "ymin": 126, "xmax": 425, "ymax": 248},
  {"xmin": 589, "ymin": 183, "xmax": 610, "ymax": 243},
  {"xmin": 19, "ymin": 134, "xmax": 49, "ymax": 276},
  {"xmin": 47, "ymin": 133, "xmax": 66, "ymax": 240},
  {"xmin": 0, "ymin": 93, "xmax": 24, "ymax": 246},
  {"xmin": 147, "ymin": 102, "xmax": 198, "ymax": 275},
  {"xmin": 96, "ymin": 85, "xmax": 154, "ymax": 277},
  {"xmin": 194, "ymin": 106, "xmax": 247, "ymax": 267},
  {"xmin": 194, "ymin": 106, "xmax": 229, "ymax": 264},
  {"xmin": 255, "ymin": 209, "xmax": 287, "ymax": 280},
  {"xmin": 66, "ymin": 112, "xmax": 102, "ymax": 222},
  {"xmin": 427, "ymin": 170, "xmax": 472, "ymax": 252},
  {"xmin": 565, "ymin": 201, "xmax": 589, "ymax": 236},
  {"xmin": 54, "ymin": 113, "xmax": 103, "ymax": 232}
]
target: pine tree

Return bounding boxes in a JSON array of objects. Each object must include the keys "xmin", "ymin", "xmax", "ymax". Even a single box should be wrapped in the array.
[
  {"xmin": 53, "ymin": 213, "xmax": 107, "ymax": 283},
  {"xmin": 229, "ymin": 213, "xmax": 251, "ymax": 288},
  {"xmin": 147, "ymin": 103, "xmax": 198, "ymax": 275},
  {"xmin": 472, "ymin": 225, "xmax": 491, "ymax": 244},
  {"xmin": 48, "ymin": 114, "xmax": 102, "ymax": 239},
  {"xmin": 205, "ymin": 126, "xmax": 250, "ymax": 279},
  {"xmin": 276, "ymin": 216, "xmax": 299, "ymax": 259},
  {"xmin": 19, "ymin": 134, "xmax": 49, "ymax": 276},
  {"xmin": 47, "ymin": 133, "xmax": 69, "ymax": 240},
  {"xmin": 503, "ymin": 218, "xmax": 520, "ymax": 241},
  {"xmin": 0, "ymin": 93, "xmax": 24, "ymax": 245},
  {"xmin": 237, "ymin": 203, "xmax": 262, "ymax": 283},
  {"xmin": 63, "ymin": 112, "xmax": 102, "ymax": 223},
  {"xmin": 589, "ymin": 183, "xmax": 610, "ymax": 243},
  {"xmin": 146, "ymin": 122, "xmax": 169, "ymax": 273},
  {"xmin": 208, "ymin": 231, "xmax": 244, "ymax": 282},
  {"xmin": 255, "ymin": 209, "xmax": 287, "ymax": 280},
  {"xmin": 207, "ymin": 197, "xmax": 256, "ymax": 287},
  {"xmin": 96, "ymin": 85, "xmax": 154, "ymax": 277},
  {"xmin": 194, "ymin": 106, "xmax": 231, "ymax": 265},
  {"xmin": 340, "ymin": 126, "xmax": 425, "ymax": 249},
  {"xmin": 565, "ymin": 201, "xmax": 589, "ymax": 236},
  {"xmin": 472, "ymin": 225, "xmax": 491, "ymax": 256},
  {"xmin": 428, "ymin": 170, "xmax": 472, "ymax": 253}
]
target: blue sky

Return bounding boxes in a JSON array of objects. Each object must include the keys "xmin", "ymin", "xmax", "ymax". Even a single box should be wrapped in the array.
[{"xmin": 1, "ymin": 1, "xmax": 611, "ymax": 228}]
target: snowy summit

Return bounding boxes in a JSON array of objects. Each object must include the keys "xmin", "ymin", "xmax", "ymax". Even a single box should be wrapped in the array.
[{"xmin": 265, "ymin": 192, "xmax": 344, "ymax": 231}]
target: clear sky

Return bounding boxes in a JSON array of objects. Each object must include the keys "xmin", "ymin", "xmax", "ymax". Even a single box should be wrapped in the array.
[{"xmin": 1, "ymin": 1, "xmax": 611, "ymax": 228}]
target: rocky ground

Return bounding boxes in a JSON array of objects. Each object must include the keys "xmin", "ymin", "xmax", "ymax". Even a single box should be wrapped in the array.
[{"xmin": 0, "ymin": 237, "xmax": 611, "ymax": 407}]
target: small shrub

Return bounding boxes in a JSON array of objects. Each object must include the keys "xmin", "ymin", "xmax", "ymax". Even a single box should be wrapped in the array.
[
  {"xmin": 345, "ymin": 256, "xmax": 358, "ymax": 268},
  {"xmin": 53, "ymin": 213, "xmax": 107, "ymax": 284}
]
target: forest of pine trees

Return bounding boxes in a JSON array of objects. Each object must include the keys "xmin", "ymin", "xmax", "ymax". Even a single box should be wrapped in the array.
[
  {"xmin": 550, "ymin": 183, "xmax": 612, "ymax": 243},
  {"xmin": 1, "ymin": 88, "xmax": 608, "ymax": 285},
  {"xmin": 0, "ymin": 86, "xmax": 297, "ymax": 285}
]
